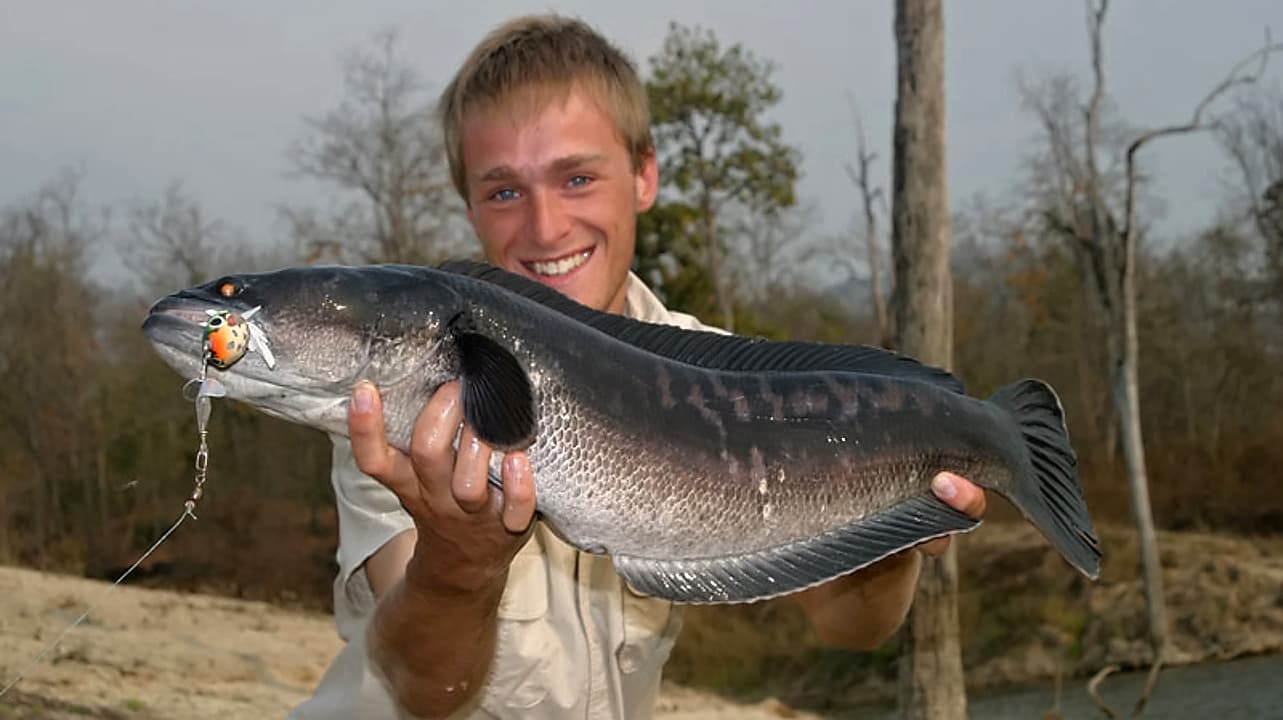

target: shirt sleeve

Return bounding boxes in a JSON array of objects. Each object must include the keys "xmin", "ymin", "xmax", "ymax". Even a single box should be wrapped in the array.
[{"xmin": 328, "ymin": 433, "xmax": 416, "ymax": 640}]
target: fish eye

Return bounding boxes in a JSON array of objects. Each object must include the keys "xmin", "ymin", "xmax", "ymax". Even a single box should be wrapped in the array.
[
  {"xmin": 208, "ymin": 316, "xmax": 224, "ymax": 327},
  {"xmin": 218, "ymin": 280, "xmax": 239, "ymax": 298}
]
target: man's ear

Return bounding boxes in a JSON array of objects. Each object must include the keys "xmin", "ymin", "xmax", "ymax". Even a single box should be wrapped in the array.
[{"xmin": 635, "ymin": 150, "xmax": 659, "ymax": 212}]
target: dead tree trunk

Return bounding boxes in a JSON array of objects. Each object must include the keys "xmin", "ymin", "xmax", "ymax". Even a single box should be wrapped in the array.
[
  {"xmin": 1076, "ymin": 2, "xmax": 1281, "ymax": 714},
  {"xmin": 891, "ymin": 1, "xmax": 964, "ymax": 718}
]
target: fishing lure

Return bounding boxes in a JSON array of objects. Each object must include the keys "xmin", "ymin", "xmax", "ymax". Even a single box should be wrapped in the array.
[{"xmin": 202, "ymin": 306, "xmax": 275, "ymax": 370}]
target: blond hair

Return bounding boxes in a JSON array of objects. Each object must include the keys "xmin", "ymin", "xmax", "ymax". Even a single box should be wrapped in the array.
[{"xmin": 437, "ymin": 14, "xmax": 653, "ymax": 199}]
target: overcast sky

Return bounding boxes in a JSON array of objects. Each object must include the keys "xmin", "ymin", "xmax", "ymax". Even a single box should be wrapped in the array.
[{"xmin": 3, "ymin": 1, "xmax": 1281, "ymax": 276}]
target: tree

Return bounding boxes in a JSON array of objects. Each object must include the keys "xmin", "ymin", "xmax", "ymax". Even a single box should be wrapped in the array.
[
  {"xmin": 1218, "ymin": 84, "xmax": 1283, "ymax": 311},
  {"xmin": 125, "ymin": 181, "xmax": 232, "ymax": 295},
  {"xmin": 644, "ymin": 22, "xmax": 801, "ymax": 330},
  {"xmin": 1022, "ymin": 2, "xmax": 1281, "ymax": 712},
  {"xmin": 845, "ymin": 101, "xmax": 891, "ymax": 347},
  {"xmin": 889, "ymin": 2, "xmax": 965, "ymax": 718},
  {"xmin": 0, "ymin": 169, "xmax": 110, "ymax": 574},
  {"xmin": 285, "ymin": 30, "xmax": 465, "ymax": 265},
  {"xmin": 634, "ymin": 200, "xmax": 718, "ymax": 317}
]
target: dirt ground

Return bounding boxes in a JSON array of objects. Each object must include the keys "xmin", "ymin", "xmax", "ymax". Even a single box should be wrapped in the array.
[
  {"xmin": 4, "ymin": 523, "xmax": 1282, "ymax": 719},
  {"xmin": 0, "ymin": 566, "xmax": 818, "ymax": 720}
]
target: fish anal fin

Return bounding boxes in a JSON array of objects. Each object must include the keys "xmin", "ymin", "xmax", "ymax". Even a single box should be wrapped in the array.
[{"xmin": 611, "ymin": 494, "xmax": 980, "ymax": 604}]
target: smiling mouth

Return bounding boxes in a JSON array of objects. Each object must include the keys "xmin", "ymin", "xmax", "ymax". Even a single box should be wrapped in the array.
[{"xmin": 524, "ymin": 248, "xmax": 593, "ymax": 278}]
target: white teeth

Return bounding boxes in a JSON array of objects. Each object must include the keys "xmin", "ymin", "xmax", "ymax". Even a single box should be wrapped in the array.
[{"xmin": 529, "ymin": 250, "xmax": 591, "ymax": 277}]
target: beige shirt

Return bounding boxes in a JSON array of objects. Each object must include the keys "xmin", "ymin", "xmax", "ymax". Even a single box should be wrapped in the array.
[{"xmin": 289, "ymin": 273, "xmax": 719, "ymax": 720}]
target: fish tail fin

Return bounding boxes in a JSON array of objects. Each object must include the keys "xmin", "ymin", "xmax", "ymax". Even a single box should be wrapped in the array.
[{"xmin": 988, "ymin": 379, "xmax": 1101, "ymax": 579}]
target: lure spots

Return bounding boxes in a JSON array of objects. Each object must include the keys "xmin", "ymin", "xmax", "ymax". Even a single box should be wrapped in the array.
[{"xmin": 204, "ymin": 311, "xmax": 251, "ymax": 369}]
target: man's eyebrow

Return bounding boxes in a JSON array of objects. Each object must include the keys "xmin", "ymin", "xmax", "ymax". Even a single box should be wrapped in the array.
[
  {"xmin": 476, "ymin": 165, "xmax": 518, "ymax": 183},
  {"xmin": 474, "ymin": 154, "xmax": 609, "ymax": 184},
  {"xmin": 550, "ymin": 153, "xmax": 608, "ymax": 172}
]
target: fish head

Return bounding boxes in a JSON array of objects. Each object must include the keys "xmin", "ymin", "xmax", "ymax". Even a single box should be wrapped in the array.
[{"xmin": 142, "ymin": 265, "xmax": 463, "ymax": 429}]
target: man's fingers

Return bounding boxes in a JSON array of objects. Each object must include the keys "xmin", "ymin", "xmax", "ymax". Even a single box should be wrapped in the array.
[
  {"xmin": 452, "ymin": 426, "xmax": 493, "ymax": 513},
  {"xmin": 349, "ymin": 382, "xmax": 415, "ymax": 495},
  {"xmin": 500, "ymin": 452, "xmax": 536, "ymax": 534},
  {"xmin": 916, "ymin": 472, "xmax": 988, "ymax": 558},
  {"xmin": 408, "ymin": 381, "xmax": 465, "ymax": 496},
  {"xmin": 931, "ymin": 472, "xmax": 987, "ymax": 519}
]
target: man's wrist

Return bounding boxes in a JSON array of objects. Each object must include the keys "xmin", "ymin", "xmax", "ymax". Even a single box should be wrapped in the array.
[{"xmin": 404, "ymin": 543, "xmax": 511, "ymax": 603}]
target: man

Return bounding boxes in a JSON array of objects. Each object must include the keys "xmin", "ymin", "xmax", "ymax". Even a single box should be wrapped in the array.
[{"xmin": 290, "ymin": 14, "xmax": 985, "ymax": 720}]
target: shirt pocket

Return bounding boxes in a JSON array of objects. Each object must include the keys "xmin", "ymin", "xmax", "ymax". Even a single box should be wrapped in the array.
[
  {"xmin": 485, "ymin": 542, "xmax": 553, "ymax": 711},
  {"xmin": 618, "ymin": 583, "xmax": 683, "ymax": 675}
]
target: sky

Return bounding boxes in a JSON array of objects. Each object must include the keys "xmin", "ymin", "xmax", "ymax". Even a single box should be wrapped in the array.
[{"xmin": 3, "ymin": 1, "xmax": 1281, "ymax": 278}]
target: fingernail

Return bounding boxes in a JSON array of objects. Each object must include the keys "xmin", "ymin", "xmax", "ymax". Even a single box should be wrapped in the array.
[
  {"xmin": 352, "ymin": 383, "xmax": 374, "ymax": 414},
  {"xmin": 505, "ymin": 453, "xmax": 527, "ymax": 477},
  {"xmin": 932, "ymin": 473, "xmax": 958, "ymax": 500}
]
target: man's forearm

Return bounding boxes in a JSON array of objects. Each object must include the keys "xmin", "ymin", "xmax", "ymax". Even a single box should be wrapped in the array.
[
  {"xmin": 794, "ymin": 551, "xmax": 922, "ymax": 651},
  {"xmin": 368, "ymin": 568, "xmax": 507, "ymax": 718}
]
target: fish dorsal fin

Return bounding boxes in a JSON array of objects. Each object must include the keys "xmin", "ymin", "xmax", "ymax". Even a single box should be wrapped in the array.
[{"xmin": 439, "ymin": 259, "xmax": 964, "ymax": 393}]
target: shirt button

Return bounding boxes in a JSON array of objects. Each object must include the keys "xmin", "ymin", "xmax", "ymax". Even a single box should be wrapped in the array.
[{"xmin": 617, "ymin": 643, "xmax": 642, "ymax": 674}]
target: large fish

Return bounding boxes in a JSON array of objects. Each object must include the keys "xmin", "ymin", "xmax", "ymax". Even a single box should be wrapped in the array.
[{"xmin": 142, "ymin": 260, "xmax": 1100, "ymax": 603}]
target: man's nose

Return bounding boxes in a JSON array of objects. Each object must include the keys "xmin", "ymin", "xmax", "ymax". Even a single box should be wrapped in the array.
[{"xmin": 528, "ymin": 189, "xmax": 571, "ymax": 247}]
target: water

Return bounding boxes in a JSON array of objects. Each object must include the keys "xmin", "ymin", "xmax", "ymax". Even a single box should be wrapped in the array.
[{"xmin": 862, "ymin": 654, "xmax": 1283, "ymax": 719}]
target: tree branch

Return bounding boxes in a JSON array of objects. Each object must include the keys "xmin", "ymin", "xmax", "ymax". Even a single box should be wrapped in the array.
[{"xmin": 1122, "ymin": 36, "xmax": 1283, "ymax": 242}]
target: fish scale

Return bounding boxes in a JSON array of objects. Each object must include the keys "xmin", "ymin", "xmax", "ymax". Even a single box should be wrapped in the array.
[{"xmin": 143, "ymin": 259, "xmax": 1101, "ymax": 604}]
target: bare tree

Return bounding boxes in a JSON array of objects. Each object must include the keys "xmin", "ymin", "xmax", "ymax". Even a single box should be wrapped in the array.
[
  {"xmin": 1029, "ymin": 2, "xmax": 1281, "ymax": 713},
  {"xmin": 0, "ymin": 169, "xmax": 110, "ymax": 573},
  {"xmin": 285, "ymin": 30, "xmax": 464, "ymax": 265},
  {"xmin": 126, "ymin": 181, "xmax": 227, "ymax": 294},
  {"xmin": 845, "ymin": 101, "xmax": 891, "ymax": 347},
  {"xmin": 1218, "ymin": 84, "xmax": 1283, "ymax": 309},
  {"xmin": 728, "ymin": 202, "xmax": 816, "ymax": 309},
  {"xmin": 890, "ymin": 1, "xmax": 964, "ymax": 718}
]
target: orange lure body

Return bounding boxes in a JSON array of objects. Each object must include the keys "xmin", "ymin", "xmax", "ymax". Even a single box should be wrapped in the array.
[{"xmin": 203, "ymin": 312, "xmax": 251, "ymax": 369}]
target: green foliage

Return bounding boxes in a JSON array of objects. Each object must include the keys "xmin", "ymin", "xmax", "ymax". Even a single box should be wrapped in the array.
[
  {"xmin": 647, "ymin": 22, "xmax": 798, "ymax": 211},
  {"xmin": 640, "ymin": 22, "xmax": 802, "ymax": 326},
  {"xmin": 633, "ymin": 200, "xmax": 718, "ymax": 318}
]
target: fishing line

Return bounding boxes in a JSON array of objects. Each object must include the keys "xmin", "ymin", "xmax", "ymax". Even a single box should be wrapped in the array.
[
  {"xmin": 0, "ymin": 508, "xmax": 194, "ymax": 700},
  {"xmin": 0, "ymin": 344, "xmax": 229, "ymax": 702}
]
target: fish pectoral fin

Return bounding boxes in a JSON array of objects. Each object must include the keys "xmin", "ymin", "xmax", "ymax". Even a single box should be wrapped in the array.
[
  {"xmin": 611, "ymin": 494, "xmax": 980, "ymax": 604},
  {"xmin": 455, "ymin": 329, "xmax": 536, "ymax": 450}
]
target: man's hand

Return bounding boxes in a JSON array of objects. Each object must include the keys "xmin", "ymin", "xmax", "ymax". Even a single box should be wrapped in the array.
[
  {"xmin": 350, "ymin": 380, "xmax": 537, "ymax": 718},
  {"xmin": 349, "ymin": 380, "xmax": 536, "ymax": 593},
  {"xmin": 793, "ymin": 472, "xmax": 986, "ymax": 651}
]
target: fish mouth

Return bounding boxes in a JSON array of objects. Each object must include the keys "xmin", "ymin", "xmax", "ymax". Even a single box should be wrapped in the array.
[
  {"xmin": 142, "ymin": 296, "xmax": 267, "ymax": 380},
  {"xmin": 142, "ymin": 299, "xmax": 208, "ymax": 355}
]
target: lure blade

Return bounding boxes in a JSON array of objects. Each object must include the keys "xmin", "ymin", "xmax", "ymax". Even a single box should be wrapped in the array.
[{"xmin": 182, "ymin": 377, "xmax": 227, "ymax": 402}]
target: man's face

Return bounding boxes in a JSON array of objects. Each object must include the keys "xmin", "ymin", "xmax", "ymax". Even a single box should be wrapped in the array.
[{"xmin": 461, "ymin": 86, "xmax": 658, "ymax": 314}]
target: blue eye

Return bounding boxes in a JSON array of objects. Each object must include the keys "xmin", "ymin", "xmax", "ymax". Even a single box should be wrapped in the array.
[
  {"xmin": 567, "ymin": 175, "xmax": 592, "ymax": 188},
  {"xmin": 490, "ymin": 188, "xmax": 519, "ymax": 202}
]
